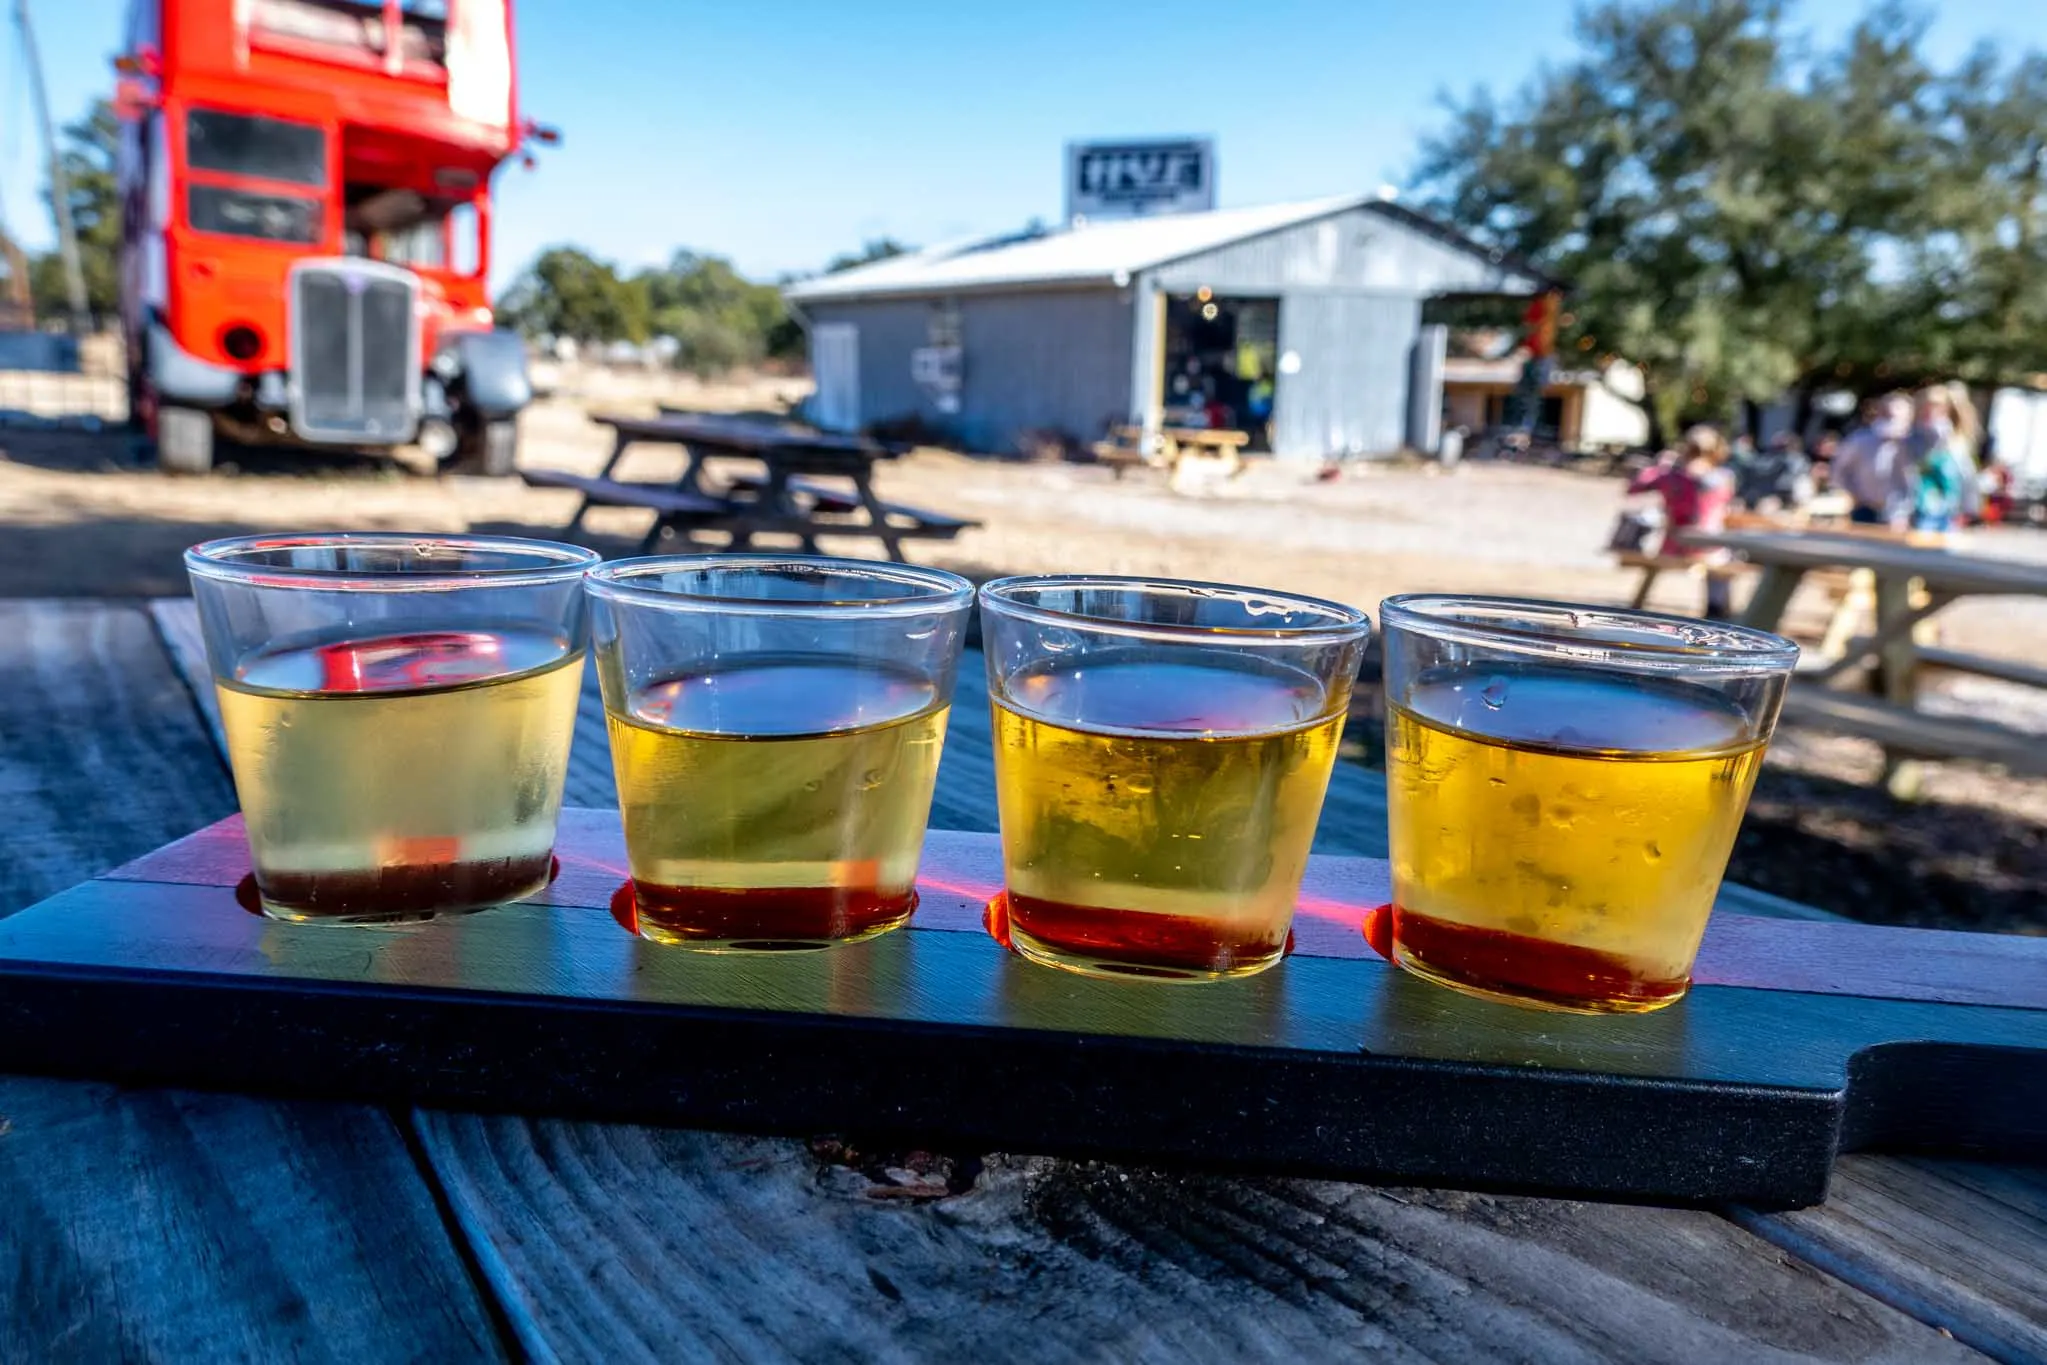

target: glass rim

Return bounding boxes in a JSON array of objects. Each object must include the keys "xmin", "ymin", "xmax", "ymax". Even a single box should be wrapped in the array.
[
  {"xmin": 1379, "ymin": 593, "xmax": 1800, "ymax": 672},
  {"xmin": 585, "ymin": 552, "xmax": 975, "ymax": 617},
  {"xmin": 979, "ymin": 573, "xmax": 1372, "ymax": 644},
  {"xmin": 184, "ymin": 532, "xmax": 600, "ymax": 591}
]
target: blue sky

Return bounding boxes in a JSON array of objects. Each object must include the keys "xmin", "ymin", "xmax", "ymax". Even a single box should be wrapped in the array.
[{"xmin": 4, "ymin": 0, "xmax": 2043, "ymax": 288}]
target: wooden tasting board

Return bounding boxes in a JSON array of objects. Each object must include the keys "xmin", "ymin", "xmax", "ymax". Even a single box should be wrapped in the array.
[{"xmin": 1, "ymin": 808, "xmax": 2041, "ymax": 1211}]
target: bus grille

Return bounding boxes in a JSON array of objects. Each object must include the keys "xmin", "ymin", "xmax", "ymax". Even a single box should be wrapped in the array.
[{"xmin": 289, "ymin": 261, "xmax": 419, "ymax": 443}]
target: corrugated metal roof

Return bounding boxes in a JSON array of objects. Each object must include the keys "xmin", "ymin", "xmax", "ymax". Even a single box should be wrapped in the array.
[{"xmin": 784, "ymin": 194, "xmax": 1383, "ymax": 303}]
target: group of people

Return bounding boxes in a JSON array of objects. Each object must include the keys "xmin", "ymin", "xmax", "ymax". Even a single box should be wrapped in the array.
[
  {"xmin": 1829, "ymin": 385, "xmax": 1984, "ymax": 532},
  {"xmin": 1620, "ymin": 382, "xmax": 1986, "ymax": 619}
]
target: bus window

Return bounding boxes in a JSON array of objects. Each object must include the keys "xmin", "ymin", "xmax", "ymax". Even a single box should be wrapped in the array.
[
  {"xmin": 188, "ymin": 185, "xmax": 323, "ymax": 243},
  {"xmin": 380, "ymin": 218, "xmax": 445, "ymax": 268},
  {"xmin": 149, "ymin": 116, "xmax": 171, "ymax": 229},
  {"xmin": 345, "ymin": 186, "xmax": 460, "ymax": 267},
  {"xmin": 187, "ymin": 110, "xmax": 327, "ymax": 187},
  {"xmin": 448, "ymin": 202, "xmax": 480, "ymax": 276}
]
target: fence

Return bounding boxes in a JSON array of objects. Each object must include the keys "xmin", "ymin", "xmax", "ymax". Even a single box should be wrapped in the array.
[{"xmin": 0, "ymin": 331, "xmax": 128, "ymax": 430}]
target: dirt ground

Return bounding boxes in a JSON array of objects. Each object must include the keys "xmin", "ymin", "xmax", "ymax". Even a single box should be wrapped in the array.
[{"xmin": 3, "ymin": 383, "xmax": 2041, "ymax": 934}]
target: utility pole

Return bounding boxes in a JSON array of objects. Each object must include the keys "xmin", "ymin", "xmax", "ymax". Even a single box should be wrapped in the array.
[{"xmin": 15, "ymin": 0, "xmax": 91, "ymax": 335}]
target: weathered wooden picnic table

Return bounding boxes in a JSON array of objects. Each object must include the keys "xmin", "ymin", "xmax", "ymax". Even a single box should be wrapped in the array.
[
  {"xmin": 522, "ymin": 413, "xmax": 979, "ymax": 561},
  {"xmin": 2, "ymin": 595, "xmax": 2043, "ymax": 1362},
  {"xmin": 1094, "ymin": 424, "xmax": 1253, "ymax": 481},
  {"xmin": 1683, "ymin": 527, "xmax": 2047, "ymax": 796}
]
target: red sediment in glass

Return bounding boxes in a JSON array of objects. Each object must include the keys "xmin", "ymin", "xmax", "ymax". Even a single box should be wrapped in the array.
[
  {"xmin": 242, "ymin": 852, "xmax": 556, "ymax": 918},
  {"xmin": 614, "ymin": 880, "xmax": 915, "ymax": 943},
  {"xmin": 988, "ymin": 890, "xmax": 1292, "ymax": 973},
  {"xmin": 1391, "ymin": 906, "xmax": 1688, "ymax": 1008}
]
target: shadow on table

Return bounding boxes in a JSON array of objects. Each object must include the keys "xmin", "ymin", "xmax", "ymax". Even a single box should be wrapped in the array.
[
  {"xmin": 1732, "ymin": 761, "xmax": 2046, "ymax": 935},
  {"xmin": 0, "ymin": 516, "xmax": 297, "ymax": 598},
  {"xmin": 0, "ymin": 425, "xmax": 430, "ymax": 479}
]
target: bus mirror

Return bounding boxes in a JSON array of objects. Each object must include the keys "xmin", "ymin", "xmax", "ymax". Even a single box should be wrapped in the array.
[{"xmin": 113, "ymin": 47, "xmax": 161, "ymax": 77}]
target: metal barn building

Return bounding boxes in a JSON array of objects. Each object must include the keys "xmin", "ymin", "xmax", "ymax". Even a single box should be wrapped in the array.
[{"xmin": 782, "ymin": 194, "xmax": 1546, "ymax": 461}]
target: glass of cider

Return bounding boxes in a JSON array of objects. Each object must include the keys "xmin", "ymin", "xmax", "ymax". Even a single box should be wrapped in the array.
[
  {"xmin": 1380, "ymin": 596, "xmax": 1798, "ymax": 1013},
  {"xmin": 980, "ymin": 575, "xmax": 1371, "ymax": 981},
  {"xmin": 185, "ymin": 533, "xmax": 599, "ymax": 924},
  {"xmin": 586, "ymin": 554, "xmax": 973, "ymax": 951}
]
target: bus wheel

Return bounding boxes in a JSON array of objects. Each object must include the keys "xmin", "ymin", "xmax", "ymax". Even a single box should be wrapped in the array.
[
  {"xmin": 445, "ymin": 418, "xmax": 518, "ymax": 477},
  {"xmin": 157, "ymin": 406, "xmax": 216, "ymax": 474}
]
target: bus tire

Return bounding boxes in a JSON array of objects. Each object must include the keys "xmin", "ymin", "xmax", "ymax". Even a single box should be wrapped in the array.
[
  {"xmin": 157, "ymin": 406, "xmax": 215, "ymax": 474},
  {"xmin": 446, "ymin": 418, "xmax": 518, "ymax": 477}
]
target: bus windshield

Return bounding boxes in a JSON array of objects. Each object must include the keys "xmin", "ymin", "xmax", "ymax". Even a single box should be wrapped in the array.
[{"xmin": 187, "ymin": 110, "xmax": 326, "ymax": 187}]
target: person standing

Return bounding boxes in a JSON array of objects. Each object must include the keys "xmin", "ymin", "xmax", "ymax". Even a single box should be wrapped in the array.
[
  {"xmin": 1908, "ymin": 386, "xmax": 1976, "ymax": 533},
  {"xmin": 1830, "ymin": 393, "xmax": 1917, "ymax": 525},
  {"xmin": 1512, "ymin": 290, "xmax": 1562, "ymax": 437},
  {"xmin": 1940, "ymin": 381, "xmax": 1984, "ymax": 467},
  {"xmin": 1627, "ymin": 424, "xmax": 1739, "ymax": 618}
]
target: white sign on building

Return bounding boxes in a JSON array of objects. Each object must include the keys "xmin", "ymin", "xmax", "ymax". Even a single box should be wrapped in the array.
[{"xmin": 1065, "ymin": 139, "xmax": 1216, "ymax": 224}]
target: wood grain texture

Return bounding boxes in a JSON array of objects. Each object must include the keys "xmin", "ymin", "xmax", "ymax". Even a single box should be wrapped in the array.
[
  {"xmin": 598, "ymin": 411, "xmax": 891, "ymax": 458},
  {"xmin": 0, "ymin": 600, "xmax": 236, "ymax": 914},
  {"xmin": 1691, "ymin": 529, "xmax": 2047, "ymax": 596},
  {"xmin": 3, "ymin": 598, "xmax": 507, "ymax": 1363},
  {"xmin": 1734, "ymin": 1158, "xmax": 2047, "ymax": 1365},
  {"xmin": 414, "ymin": 1116, "xmax": 1985, "ymax": 1365},
  {"xmin": 0, "ymin": 1083, "xmax": 505, "ymax": 1363}
]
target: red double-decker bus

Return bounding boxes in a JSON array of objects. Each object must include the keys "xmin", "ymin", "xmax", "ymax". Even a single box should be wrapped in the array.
[{"xmin": 114, "ymin": 0, "xmax": 544, "ymax": 473}]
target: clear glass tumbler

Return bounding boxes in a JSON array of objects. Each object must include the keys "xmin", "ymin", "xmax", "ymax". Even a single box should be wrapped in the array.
[
  {"xmin": 1379, "ymin": 595, "xmax": 1798, "ymax": 1013},
  {"xmin": 586, "ymin": 554, "xmax": 974, "ymax": 950},
  {"xmin": 980, "ymin": 575, "xmax": 1371, "ymax": 981},
  {"xmin": 186, "ymin": 533, "xmax": 599, "ymax": 924}
]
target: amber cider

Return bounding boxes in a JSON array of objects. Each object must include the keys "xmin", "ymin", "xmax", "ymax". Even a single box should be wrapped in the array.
[
  {"xmin": 992, "ymin": 654, "xmax": 1343, "ymax": 979},
  {"xmin": 1386, "ymin": 664, "xmax": 1765, "ymax": 1012}
]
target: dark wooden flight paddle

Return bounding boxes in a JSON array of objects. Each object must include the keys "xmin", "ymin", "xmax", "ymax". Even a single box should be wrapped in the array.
[{"xmin": 0, "ymin": 808, "xmax": 2038, "ymax": 1208}]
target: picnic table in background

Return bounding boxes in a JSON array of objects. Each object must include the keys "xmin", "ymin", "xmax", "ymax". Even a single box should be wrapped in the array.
[
  {"xmin": 0, "ymin": 593, "xmax": 2039, "ymax": 1361},
  {"xmin": 1608, "ymin": 502, "xmax": 1866, "ymax": 616},
  {"xmin": 1092, "ymin": 424, "xmax": 1251, "ymax": 481},
  {"xmin": 1682, "ymin": 526, "xmax": 2047, "ymax": 796},
  {"xmin": 521, "ymin": 412, "xmax": 978, "ymax": 561}
]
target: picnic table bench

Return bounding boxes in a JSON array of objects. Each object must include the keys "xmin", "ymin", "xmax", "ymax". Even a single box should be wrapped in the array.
[
  {"xmin": 1611, "ymin": 548, "xmax": 1755, "ymax": 610},
  {"xmin": 1682, "ymin": 527, "xmax": 2047, "ymax": 797},
  {"xmin": 1093, "ymin": 424, "xmax": 1252, "ymax": 481},
  {"xmin": 0, "ymin": 594, "xmax": 2041, "ymax": 1361},
  {"xmin": 522, "ymin": 413, "xmax": 979, "ymax": 561}
]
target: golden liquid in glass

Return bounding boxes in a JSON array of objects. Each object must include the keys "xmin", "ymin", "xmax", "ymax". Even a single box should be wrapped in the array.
[
  {"xmin": 605, "ymin": 658, "xmax": 948, "ymax": 948},
  {"xmin": 1387, "ymin": 665, "xmax": 1765, "ymax": 1012},
  {"xmin": 992, "ymin": 657, "xmax": 1343, "ymax": 979}
]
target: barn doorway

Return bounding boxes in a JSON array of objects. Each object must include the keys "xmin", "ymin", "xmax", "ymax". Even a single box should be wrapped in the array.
[{"xmin": 1161, "ymin": 294, "xmax": 1278, "ymax": 451}]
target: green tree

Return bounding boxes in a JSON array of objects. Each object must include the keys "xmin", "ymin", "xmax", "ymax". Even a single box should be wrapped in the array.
[
  {"xmin": 826, "ymin": 237, "xmax": 912, "ymax": 274},
  {"xmin": 500, "ymin": 237, "xmax": 924, "ymax": 371},
  {"xmin": 1918, "ymin": 48, "xmax": 2047, "ymax": 389},
  {"xmin": 496, "ymin": 246, "xmax": 648, "ymax": 344},
  {"xmin": 1408, "ymin": 0, "xmax": 2025, "ymax": 439},
  {"xmin": 637, "ymin": 249, "xmax": 800, "ymax": 374},
  {"xmin": 30, "ymin": 99, "xmax": 121, "ymax": 323}
]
